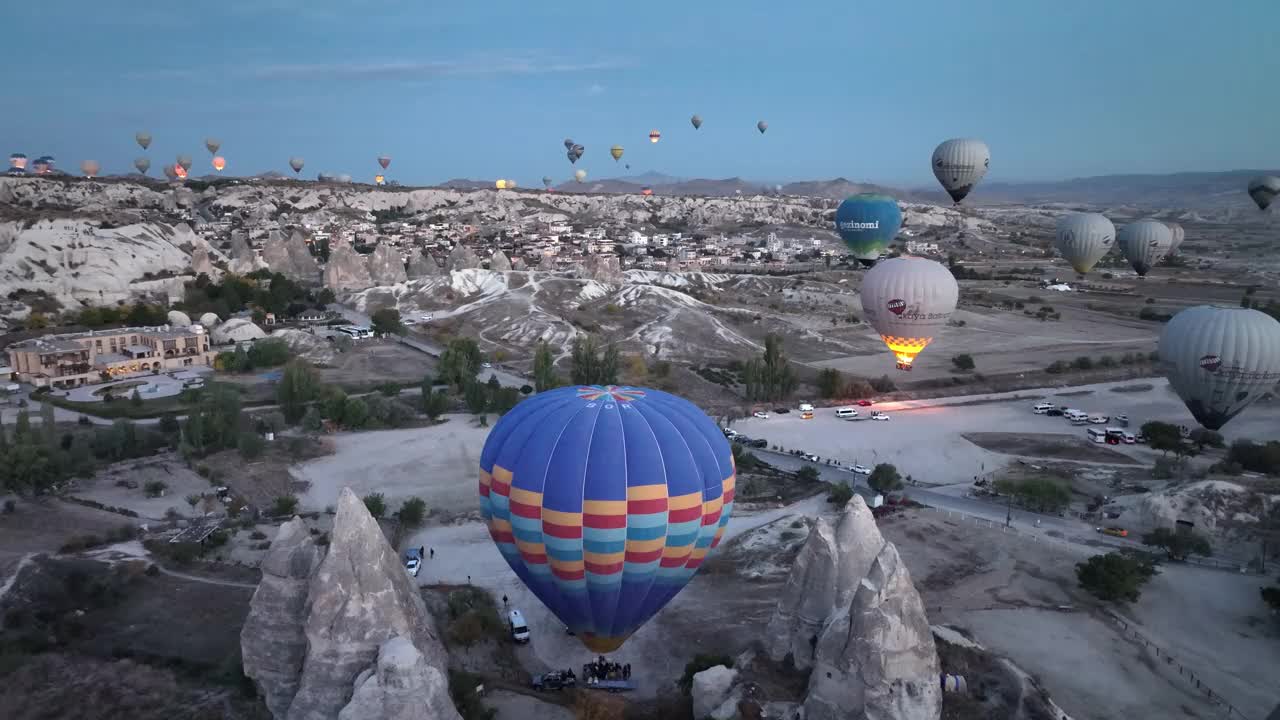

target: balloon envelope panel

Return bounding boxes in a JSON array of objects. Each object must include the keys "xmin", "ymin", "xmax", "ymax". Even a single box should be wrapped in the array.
[{"xmin": 478, "ymin": 385, "xmax": 735, "ymax": 653}]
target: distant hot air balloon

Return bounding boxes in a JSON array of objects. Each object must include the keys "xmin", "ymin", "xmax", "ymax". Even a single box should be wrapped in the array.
[
  {"xmin": 177, "ymin": 155, "xmax": 193, "ymax": 172},
  {"xmin": 1117, "ymin": 220, "xmax": 1173, "ymax": 277},
  {"xmin": 574, "ymin": 169, "xmax": 587, "ymax": 183},
  {"xmin": 625, "ymin": 164, "xmax": 630, "ymax": 170},
  {"xmin": 611, "ymin": 145, "xmax": 625, "ymax": 162},
  {"xmin": 1054, "ymin": 213, "xmax": 1115, "ymax": 275},
  {"xmin": 756, "ymin": 121, "xmax": 768, "ymax": 134},
  {"xmin": 289, "ymin": 157, "xmax": 305, "ymax": 175},
  {"xmin": 496, "ymin": 179, "xmax": 509, "ymax": 189},
  {"xmin": 174, "ymin": 164, "xmax": 188, "ymax": 180},
  {"xmin": 860, "ymin": 256, "xmax": 959, "ymax": 371},
  {"xmin": 163, "ymin": 165, "xmax": 178, "ymax": 181},
  {"xmin": 80, "ymin": 160, "xmax": 101, "ymax": 178},
  {"xmin": 1247, "ymin": 176, "xmax": 1280, "ymax": 211},
  {"xmin": 136, "ymin": 132, "xmax": 152, "ymax": 150},
  {"xmin": 134, "ymin": 157, "xmax": 151, "ymax": 175},
  {"xmin": 9, "ymin": 153, "xmax": 28, "ymax": 170},
  {"xmin": 641, "ymin": 186, "xmax": 653, "ymax": 196},
  {"xmin": 543, "ymin": 176, "xmax": 554, "ymax": 189},
  {"xmin": 1159, "ymin": 306, "xmax": 1280, "ymax": 430},
  {"xmin": 204, "ymin": 138, "xmax": 221, "ymax": 155},
  {"xmin": 375, "ymin": 174, "xmax": 386, "ymax": 185},
  {"xmin": 567, "ymin": 150, "xmax": 578, "ymax": 164},
  {"xmin": 33, "ymin": 156, "xmax": 52, "ymax": 174},
  {"xmin": 573, "ymin": 145, "xmax": 585, "ymax": 161},
  {"xmin": 479, "ymin": 384, "xmax": 735, "ymax": 653},
  {"xmin": 691, "ymin": 114, "xmax": 703, "ymax": 130},
  {"xmin": 1163, "ymin": 221, "xmax": 1185, "ymax": 255},
  {"xmin": 378, "ymin": 155, "xmax": 391, "ymax": 170},
  {"xmin": 211, "ymin": 156, "xmax": 226, "ymax": 172},
  {"xmin": 834, "ymin": 194, "xmax": 903, "ymax": 266},
  {"xmin": 564, "ymin": 138, "xmax": 575, "ymax": 151},
  {"xmin": 931, "ymin": 139, "xmax": 990, "ymax": 205},
  {"xmin": 648, "ymin": 130, "xmax": 661, "ymax": 144}
]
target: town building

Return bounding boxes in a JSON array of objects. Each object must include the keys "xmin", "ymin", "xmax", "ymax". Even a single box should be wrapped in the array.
[{"xmin": 6, "ymin": 326, "xmax": 217, "ymax": 388}]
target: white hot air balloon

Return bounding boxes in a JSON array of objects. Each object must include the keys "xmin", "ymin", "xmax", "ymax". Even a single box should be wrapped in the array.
[
  {"xmin": 1117, "ymin": 219, "xmax": 1173, "ymax": 277},
  {"xmin": 574, "ymin": 169, "xmax": 587, "ymax": 183},
  {"xmin": 1054, "ymin": 213, "xmax": 1115, "ymax": 275},
  {"xmin": 931, "ymin": 138, "xmax": 990, "ymax": 205},
  {"xmin": 1163, "ymin": 221, "xmax": 1186, "ymax": 255},
  {"xmin": 860, "ymin": 256, "xmax": 959, "ymax": 371},
  {"xmin": 1159, "ymin": 306, "xmax": 1280, "ymax": 430}
]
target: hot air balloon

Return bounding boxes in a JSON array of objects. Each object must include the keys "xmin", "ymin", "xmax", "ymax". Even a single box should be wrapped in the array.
[
  {"xmin": 9, "ymin": 153, "xmax": 28, "ymax": 170},
  {"xmin": 611, "ymin": 145, "xmax": 625, "ymax": 162},
  {"xmin": 834, "ymin": 194, "xmax": 903, "ymax": 266},
  {"xmin": 1163, "ymin": 221, "xmax": 1185, "ymax": 255},
  {"xmin": 542, "ymin": 176, "xmax": 554, "ymax": 189},
  {"xmin": 177, "ymin": 155, "xmax": 193, "ymax": 172},
  {"xmin": 212, "ymin": 156, "xmax": 226, "ymax": 172},
  {"xmin": 1117, "ymin": 220, "xmax": 1173, "ymax": 277},
  {"xmin": 573, "ymin": 145, "xmax": 585, "ymax": 161},
  {"xmin": 80, "ymin": 160, "xmax": 100, "ymax": 178},
  {"xmin": 860, "ymin": 256, "xmax": 959, "ymax": 371},
  {"xmin": 496, "ymin": 179, "xmax": 509, "ymax": 189},
  {"xmin": 1054, "ymin": 213, "xmax": 1115, "ymax": 275},
  {"xmin": 691, "ymin": 114, "xmax": 703, "ymax": 130},
  {"xmin": 567, "ymin": 150, "xmax": 578, "ymax": 164},
  {"xmin": 641, "ymin": 186, "xmax": 653, "ymax": 196},
  {"xmin": 648, "ymin": 130, "xmax": 661, "ymax": 144},
  {"xmin": 1247, "ymin": 176, "xmax": 1280, "ymax": 211},
  {"xmin": 134, "ymin": 157, "xmax": 151, "ymax": 175},
  {"xmin": 479, "ymin": 384, "xmax": 735, "ymax": 653},
  {"xmin": 1159, "ymin": 306, "xmax": 1280, "ymax": 430},
  {"xmin": 931, "ymin": 139, "xmax": 990, "ymax": 205},
  {"xmin": 289, "ymin": 157, "xmax": 305, "ymax": 175},
  {"xmin": 756, "ymin": 121, "xmax": 768, "ymax": 134},
  {"xmin": 136, "ymin": 132, "xmax": 152, "ymax": 150},
  {"xmin": 174, "ymin": 164, "xmax": 188, "ymax": 180},
  {"xmin": 204, "ymin": 138, "xmax": 221, "ymax": 155},
  {"xmin": 574, "ymin": 169, "xmax": 587, "ymax": 183},
  {"xmin": 375, "ymin": 174, "xmax": 386, "ymax": 185},
  {"xmin": 163, "ymin": 165, "xmax": 178, "ymax": 181},
  {"xmin": 564, "ymin": 138, "xmax": 575, "ymax": 151},
  {"xmin": 33, "ymin": 156, "xmax": 52, "ymax": 174},
  {"xmin": 378, "ymin": 155, "xmax": 391, "ymax": 170}
]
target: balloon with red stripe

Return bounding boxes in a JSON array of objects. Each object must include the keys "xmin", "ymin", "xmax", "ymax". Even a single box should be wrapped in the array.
[{"xmin": 479, "ymin": 384, "xmax": 735, "ymax": 653}]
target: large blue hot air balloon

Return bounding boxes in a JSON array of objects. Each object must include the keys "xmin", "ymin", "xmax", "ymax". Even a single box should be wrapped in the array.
[
  {"xmin": 834, "ymin": 194, "xmax": 903, "ymax": 266},
  {"xmin": 479, "ymin": 385, "xmax": 735, "ymax": 653}
]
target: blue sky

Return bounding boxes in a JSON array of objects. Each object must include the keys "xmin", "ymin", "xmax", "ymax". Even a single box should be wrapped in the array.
[{"xmin": 4, "ymin": 1, "xmax": 1276, "ymax": 188}]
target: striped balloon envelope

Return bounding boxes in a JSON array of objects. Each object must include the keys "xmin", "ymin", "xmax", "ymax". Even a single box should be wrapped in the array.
[{"xmin": 479, "ymin": 385, "xmax": 735, "ymax": 653}]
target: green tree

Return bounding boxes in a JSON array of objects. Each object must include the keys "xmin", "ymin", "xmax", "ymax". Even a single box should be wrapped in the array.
[
  {"xmin": 570, "ymin": 335, "xmax": 620, "ymax": 386},
  {"xmin": 320, "ymin": 385, "xmax": 349, "ymax": 423},
  {"xmin": 816, "ymin": 368, "xmax": 845, "ymax": 399},
  {"xmin": 13, "ymin": 410, "xmax": 31, "ymax": 440},
  {"xmin": 276, "ymin": 359, "xmax": 320, "ymax": 424},
  {"xmin": 533, "ymin": 341, "xmax": 559, "ymax": 392},
  {"xmin": 993, "ymin": 477, "xmax": 1072, "ymax": 513},
  {"xmin": 342, "ymin": 397, "xmax": 370, "ymax": 429},
  {"xmin": 1188, "ymin": 428, "xmax": 1224, "ymax": 451},
  {"xmin": 828, "ymin": 483, "xmax": 854, "ymax": 505},
  {"xmin": 247, "ymin": 338, "xmax": 292, "ymax": 368},
  {"xmin": 422, "ymin": 386, "xmax": 451, "ymax": 422},
  {"xmin": 868, "ymin": 463, "xmax": 903, "ymax": 494},
  {"xmin": 439, "ymin": 337, "xmax": 483, "ymax": 390},
  {"xmin": 397, "ymin": 497, "xmax": 428, "ymax": 527},
  {"xmin": 1076, "ymin": 552, "xmax": 1158, "ymax": 603},
  {"xmin": 742, "ymin": 334, "xmax": 798, "ymax": 402},
  {"xmin": 363, "ymin": 492, "xmax": 387, "ymax": 518},
  {"xmin": 158, "ymin": 412, "xmax": 181, "ymax": 435},
  {"xmin": 1262, "ymin": 586, "xmax": 1280, "ymax": 611},
  {"xmin": 300, "ymin": 406, "xmax": 323, "ymax": 434},
  {"xmin": 129, "ymin": 388, "xmax": 143, "ymax": 408},
  {"xmin": 1141, "ymin": 528, "xmax": 1212, "ymax": 561},
  {"xmin": 490, "ymin": 387, "xmax": 520, "ymax": 416},
  {"xmin": 951, "ymin": 354, "xmax": 975, "ymax": 371},
  {"xmin": 316, "ymin": 287, "xmax": 336, "ymax": 305},
  {"xmin": 272, "ymin": 495, "xmax": 299, "ymax": 516},
  {"xmin": 464, "ymin": 381, "xmax": 489, "ymax": 426},
  {"xmin": 1140, "ymin": 421, "xmax": 1184, "ymax": 455},
  {"xmin": 796, "ymin": 465, "xmax": 820, "ymax": 484},
  {"xmin": 237, "ymin": 431, "xmax": 265, "ymax": 460},
  {"xmin": 371, "ymin": 307, "xmax": 406, "ymax": 336}
]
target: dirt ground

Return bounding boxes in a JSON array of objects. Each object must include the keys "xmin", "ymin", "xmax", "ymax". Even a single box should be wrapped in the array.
[
  {"xmin": 963, "ymin": 432, "xmax": 1142, "ymax": 465},
  {"xmin": 0, "ymin": 497, "xmax": 135, "ymax": 575},
  {"xmin": 74, "ymin": 455, "xmax": 212, "ymax": 521},
  {"xmin": 204, "ymin": 435, "xmax": 332, "ymax": 511},
  {"xmin": 314, "ymin": 339, "xmax": 436, "ymax": 389}
]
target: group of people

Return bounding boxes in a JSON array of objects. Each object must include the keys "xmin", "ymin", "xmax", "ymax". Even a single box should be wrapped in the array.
[{"xmin": 583, "ymin": 656, "xmax": 631, "ymax": 683}]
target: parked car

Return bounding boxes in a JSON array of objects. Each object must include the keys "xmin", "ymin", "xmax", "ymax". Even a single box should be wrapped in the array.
[
  {"xmin": 803, "ymin": 453, "xmax": 819, "ymax": 462},
  {"xmin": 749, "ymin": 438, "xmax": 768, "ymax": 449},
  {"xmin": 857, "ymin": 399, "xmax": 874, "ymax": 407},
  {"xmin": 870, "ymin": 411, "xmax": 890, "ymax": 421},
  {"xmin": 1088, "ymin": 415, "xmax": 1108, "ymax": 425},
  {"xmin": 753, "ymin": 411, "xmax": 769, "ymax": 419},
  {"xmin": 722, "ymin": 427, "xmax": 738, "ymax": 438},
  {"xmin": 853, "ymin": 464, "xmax": 872, "ymax": 475},
  {"xmin": 508, "ymin": 610, "xmax": 531, "ymax": 643},
  {"xmin": 1045, "ymin": 408, "xmax": 1064, "ymax": 417},
  {"xmin": 404, "ymin": 548, "xmax": 423, "ymax": 578},
  {"xmin": 419, "ymin": 314, "xmax": 434, "ymax": 322},
  {"xmin": 1135, "ymin": 432, "xmax": 1147, "ymax": 443},
  {"xmin": 801, "ymin": 411, "xmax": 814, "ymax": 420},
  {"xmin": 1113, "ymin": 414, "xmax": 1129, "ymax": 427},
  {"xmin": 1122, "ymin": 432, "xmax": 1136, "ymax": 444},
  {"xmin": 532, "ymin": 670, "xmax": 577, "ymax": 692},
  {"xmin": 481, "ymin": 362, "xmax": 493, "ymax": 369},
  {"xmin": 774, "ymin": 407, "xmax": 790, "ymax": 414},
  {"xmin": 1033, "ymin": 402, "xmax": 1056, "ymax": 414},
  {"xmin": 835, "ymin": 407, "xmax": 859, "ymax": 420},
  {"xmin": 1096, "ymin": 527, "xmax": 1128, "ymax": 538}
]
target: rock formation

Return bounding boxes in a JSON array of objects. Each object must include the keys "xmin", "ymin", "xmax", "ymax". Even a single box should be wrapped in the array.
[
  {"xmin": 367, "ymin": 243, "xmax": 408, "ymax": 287},
  {"xmin": 582, "ymin": 254, "xmax": 622, "ymax": 282},
  {"xmin": 240, "ymin": 518, "xmax": 323, "ymax": 720},
  {"xmin": 446, "ymin": 243, "xmax": 480, "ymax": 271},
  {"xmin": 692, "ymin": 665, "xmax": 740, "ymax": 720},
  {"xmin": 510, "ymin": 256, "xmax": 526, "ymax": 271},
  {"xmin": 765, "ymin": 499, "xmax": 884, "ymax": 670},
  {"xmin": 324, "ymin": 239, "xmax": 373, "ymax": 292},
  {"xmin": 337, "ymin": 637, "xmax": 452, "ymax": 720},
  {"xmin": 488, "ymin": 250, "xmax": 512, "ymax": 271},
  {"xmin": 665, "ymin": 257, "xmax": 683, "ymax": 274},
  {"xmin": 768, "ymin": 496, "xmax": 940, "ymax": 720},
  {"xmin": 190, "ymin": 246, "xmax": 217, "ymax": 278},
  {"xmin": 406, "ymin": 251, "xmax": 441, "ymax": 279},
  {"xmin": 261, "ymin": 230, "xmax": 320, "ymax": 283}
]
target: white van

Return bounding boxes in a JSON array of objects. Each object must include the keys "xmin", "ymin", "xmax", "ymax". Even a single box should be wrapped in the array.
[
  {"xmin": 1065, "ymin": 410, "xmax": 1090, "ymax": 425},
  {"xmin": 835, "ymin": 407, "xmax": 859, "ymax": 420},
  {"xmin": 1032, "ymin": 402, "xmax": 1055, "ymax": 414},
  {"xmin": 799, "ymin": 403, "xmax": 815, "ymax": 413},
  {"xmin": 1086, "ymin": 427, "xmax": 1107, "ymax": 443},
  {"xmin": 508, "ymin": 610, "xmax": 530, "ymax": 643}
]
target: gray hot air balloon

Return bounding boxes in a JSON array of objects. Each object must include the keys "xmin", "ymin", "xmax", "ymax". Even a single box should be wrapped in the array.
[
  {"xmin": 177, "ymin": 154, "xmax": 193, "ymax": 172},
  {"xmin": 1117, "ymin": 219, "xmax": 1173, "ymax": 277},
  {"xmin": 134, "ymin": 157, "xmax": 151, "ymax": 175},
  {"xmin": 80, "ymin": 160, "xmax": 100, "ymax": 178},
  {"xmin": 756, "ymin": 120, "xmax": 768, "ymax": 134},
  {"xmin": 136, "ymin": 132, "xmax": 152, "ymax": 150},
  {"xmin": 691, "ymin": 114, "xmax": 703, "ymax": 130},
  {"xmin": 204, "ymin": 138, "xmax": 221, "ymax": 155},
  {"xmin": 163, "ymin": 164, "xmax": 178, "ymax": 181},
  {"xmin": 564, "ymin": 138, "xmax": 575, "ymax": 150},
  {"xmin": 860, "ymin": 256, "xmax": 959, "ymax": 371},
  {"xmin": 573, "ymin": 144, "xmax": 584, "ymax": 160},
  {"xmin": 1159, "ymin": 306, "xmax": 1280, "ymax": 430},
  {"xmin": 567, "ymin": 150, "xmax": 578, "ymax": 164},
  {"xmin": 931, "ymin": 138, "xmax": 990, "ymax": 205},
  {"xmin": 1247, "ymin": 175, "xmax": 1280, "ymax": 211},
  {"xmin": 289, "ymin": 157, "xmax": 305, "ymax": 174},
  {"xmin": 1054, "ymin": 213, "xmax": 1115, "ymax": 275},
  {"xmin": 1163, "ymin": 221, "xmax": 1186, "ymax": 255},
  {"xmin": 542, "ymin": 176, "xmax": 553, "ymax": 188},
  {"xmin": 574, "ymin": 169, "xmax": 587, "ymax": 183}
]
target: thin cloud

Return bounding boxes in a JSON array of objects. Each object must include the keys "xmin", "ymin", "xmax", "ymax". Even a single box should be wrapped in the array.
[
  {"xmin": 125, "ymin": 56, "xmax": 629, "ymax": 83},
  {"xmin": 587, "ymin": 83, "xmax": 607, "ymax": 96}
]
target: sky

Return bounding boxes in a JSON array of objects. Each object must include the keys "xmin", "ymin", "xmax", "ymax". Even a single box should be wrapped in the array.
[{"xmin": 3, "ymin": 0, "xmax": 1277, "ymax": 188}]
